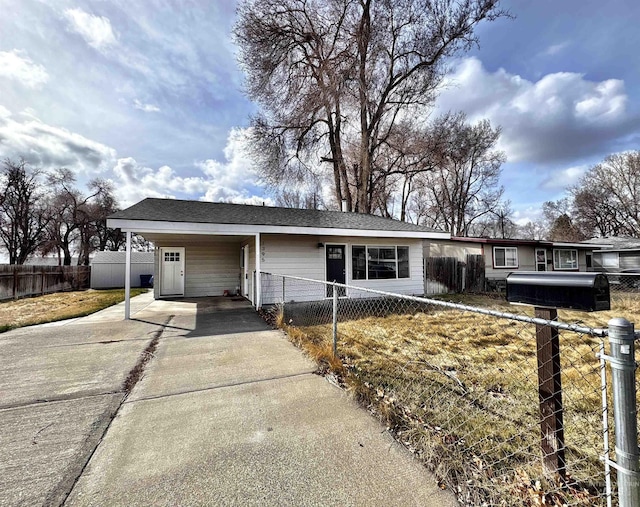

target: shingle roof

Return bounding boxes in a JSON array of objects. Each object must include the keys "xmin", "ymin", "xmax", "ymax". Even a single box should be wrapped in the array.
[
  {"xmin": 109, "ymin": 198, "xmax": 444, "ymax": 234},
  {"xmin": 582, "ymin": 237, "xmax": 640, "ymax": 250}
]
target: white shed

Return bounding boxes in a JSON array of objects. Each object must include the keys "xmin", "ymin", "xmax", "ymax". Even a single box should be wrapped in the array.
[{"xmin": 91, "ymin": 251, "xmax": 155, "ymax": 289}]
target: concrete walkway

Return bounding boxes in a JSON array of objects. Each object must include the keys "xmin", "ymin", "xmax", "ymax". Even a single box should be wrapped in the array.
[
  {"xmin": 1, "ymin": 294, "xmax": 457, "ymax": 506},
  {"xmin": 0, "ymin": 292, "xmax": 161, "ymax": 507}
]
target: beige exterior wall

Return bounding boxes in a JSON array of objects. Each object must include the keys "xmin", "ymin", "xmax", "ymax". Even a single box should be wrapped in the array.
[
  {"xmin": 486, "ymin": 245, "xmax": 589, "ymax": 280},
  {"xmin": 427, "ymin": 240, "xmax": 483, "ymax": 260},
  {"xmin": 153, "ymin": 237, "xmax": 245, "ymax": 298}
]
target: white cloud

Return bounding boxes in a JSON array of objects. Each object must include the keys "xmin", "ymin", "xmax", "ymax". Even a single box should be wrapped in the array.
[
  {"xmin": 542, "ymin": 41, "xmax": 570, "ymax": 57},
  {"xmin": 0, "ymin": 49, "xmax": 48, "ymax": 88},
  {"xmin": 133, "ymin": 99, "xmax": 160, "ymax": 113},
  {"xmin": 512, "ymin": 206, "xmax": 544, "ymax": 226},
  {"xmin": 113, "ymin": 157, "xmax": 207, "ymax": 193},
  {"xmin": 196, "ymin": 128, "xmax": 273, "ymax": 205},
  {"xmin": 540, "ymin": 165, "xmax": 588, "ymax": 190},
  {"xmin": 436, "ymin": 57, "xmax": 637, "ymax": 164},
  {"xmin": 110, "ymin": 129, "xmax": 271, "ymax": 207},
  {"xmin": 0, "ymin": 108, "xmax": 116, "ymax": 174},
  {"xmin": 64, "ymin": 8, "xmax": 117, "ymax": 51}
]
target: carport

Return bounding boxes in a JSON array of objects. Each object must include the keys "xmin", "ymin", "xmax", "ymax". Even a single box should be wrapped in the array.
[{"xmin": 107, "ymin": 198, "xmax": 449, "ymax": 320}]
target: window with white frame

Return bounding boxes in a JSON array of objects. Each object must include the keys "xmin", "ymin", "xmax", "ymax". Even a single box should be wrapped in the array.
[
  {"xmin": 553, "ymin": 249, "xmax": 578, "ymax": 270},
  {"xmin": 352, "ymin": 245, "xmax": 409, "ymax": 280},
  {"xmin": 601, "ymin": 252, "xmax": 620, "ymax": 268},
  {"xmin": 493, "ymin": 246, "xmax": 518, "ymax": 268}
]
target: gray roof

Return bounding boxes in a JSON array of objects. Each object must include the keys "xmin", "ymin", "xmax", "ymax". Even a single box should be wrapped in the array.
[
  {"xmin": 109, "ymin": 198, "xmax": 444, "ymax": 234},
  {"xmin": 582, "ymin": 236, "xmax": 640, "ymax": 250}
]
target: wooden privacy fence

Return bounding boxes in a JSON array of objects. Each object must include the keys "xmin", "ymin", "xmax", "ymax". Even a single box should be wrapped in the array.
[
  {"xmin": 0, "ymin": 265, "xmax": 91, "ymax": 301},
  {"xmin": 425, "ymin": 254, "xmax": 485, "ymax": 294}
]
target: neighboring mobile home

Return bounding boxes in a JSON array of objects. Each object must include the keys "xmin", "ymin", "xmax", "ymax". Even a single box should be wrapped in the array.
[
  {"xmin": 107, "ymin": 198, "xmax": 449, "ymax": 315},
  {"xmin": 581, "ymin": 237, "xmax": 640, "ymax": 273},
  {"xmin": 432, "ymin": 237, "xmax": 600, "ymax": 290}
]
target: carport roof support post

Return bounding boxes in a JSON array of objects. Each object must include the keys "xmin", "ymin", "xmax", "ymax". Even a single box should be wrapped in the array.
[
  {"xmin": 125, "ymin": 231, "xmax": 132, "ymax": 320},
  {"xmin": 256, "ymin": 233, "xmax": 261, "ymax": 309}
]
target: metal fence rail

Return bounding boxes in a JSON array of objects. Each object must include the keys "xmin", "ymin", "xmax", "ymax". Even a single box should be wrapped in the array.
[{"xmin": 261, "ymin": 272, "xmax": 639, "ymax": 507}]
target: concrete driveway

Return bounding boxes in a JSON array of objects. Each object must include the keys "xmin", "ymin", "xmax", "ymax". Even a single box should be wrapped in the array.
[{"xmin": 1, "ymin": 294, "xmax": 457, "ymax": 507}]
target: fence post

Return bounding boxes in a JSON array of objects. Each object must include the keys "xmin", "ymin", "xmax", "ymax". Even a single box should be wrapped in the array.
[
  {"xmin": 534, "ymin": 307, "xmax": 566, "ymax": 480},
  {"xmin": 608, "ymin": 317, "xmax": 640, "ymax": 507},
  {"xmin": 13, "ymin": 267, "xmax": 18, "ymax": 300},
  {"xmin": 332, "ymin": 282, "xmax": 338, "ymax": 358},
  {"xmin": 282, "ymin": 277, "xmax": 285, "ymax": 303}
]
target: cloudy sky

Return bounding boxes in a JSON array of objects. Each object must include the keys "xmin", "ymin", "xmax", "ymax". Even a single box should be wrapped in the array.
[{"xmin": 1, "ymin": 0, "xmax": 639, "ymax": 226}]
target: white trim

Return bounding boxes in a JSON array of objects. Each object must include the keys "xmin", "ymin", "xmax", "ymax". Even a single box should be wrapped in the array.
[
  {"xmin": 553, "ymin": 248, "xmax": 579, "ymax": 271},
  {"xmin": 493, "ymin": 246, "xmax": 518, "ymax": 269},
  {"xmin": 601, "ymin": 252, "xmax": 620, "ymax": 268},
  {"xmin": 535, "ymin": 248, "xmax": 547, "ymax": 272},
  {"xmin": 242, "ymin": 245, "xmax": 250, "ymax": 297},
  {"xmin": 107, "ymin": 218, "xmax": 450, "ymax": 240},
  {"xmin": 255, "ymin": 233, "xmax": 261, "ymax": 309}
]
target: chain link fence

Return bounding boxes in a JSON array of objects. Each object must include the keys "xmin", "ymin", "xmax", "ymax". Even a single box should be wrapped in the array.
[
  {"xmin": 604, "ymin": 272, "xmax": 640, "ymax": 294},
  {"xmin": 261, "ymin": 272, "xmax": 639, "ymax": 507}
]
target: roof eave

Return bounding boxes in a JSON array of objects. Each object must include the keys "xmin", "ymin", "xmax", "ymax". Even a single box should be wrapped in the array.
[{"xmin": 107, "ymin": 218, "xmax": 450, "ymax": 240}]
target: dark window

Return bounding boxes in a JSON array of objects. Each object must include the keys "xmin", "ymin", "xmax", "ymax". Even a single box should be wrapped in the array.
[
  {"xmin": 352, "ymin": 246, "xmax": 366, "ymax": 280},
  {"xmin": 351, "ymin": 246, "xmax": 410, "ymax": 280},
  {"xmin": 327, "ymin": 246, "xmax": 343, "ymax": 260},
  {"xmin": 398, "ymin": 246, "xmax": 409, "ymax": 278}
]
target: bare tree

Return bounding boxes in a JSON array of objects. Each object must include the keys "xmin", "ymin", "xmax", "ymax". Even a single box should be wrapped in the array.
[
  {"xmin": 570, "ymin": 151, "xmax": 640, "ymax": 237},
  {"xmin": 469, "ymin": 201, "xmax": 517, "ymax": 238},
  {"xmin": 517, "ymin": 220, "xmax": 546, "ymax": 240},
  {"xmin": 44, "ymin": 169, "xmax": 114, "ymax": 265},
  {"xmin": 0, "ymin": 159, "xmax": 49, "ymax": 264},
  {"xmin": 235, "ymin": 0, "xmax": 506, "ymax": 214},
  {"xmin": 408, "ymin": 114, "xmax": 506, "ymax": 236},
  {"xmin": 92, "ymin": 181, "xmax": 125, "ymax": 251}
]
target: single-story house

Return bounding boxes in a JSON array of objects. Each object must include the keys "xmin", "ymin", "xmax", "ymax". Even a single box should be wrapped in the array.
[
  {"xmin": 428, "ymin": 237, "xmax": 602, "ymax": 289},
  {"xmin": 90, "ymin": 251, "xmax": 155, "ymax": 289},
  {"xmin": 107, "ymin": 198, "xmax": 450, "ymax": 317},
  {"xmin": 581, "ymin": 237, "xmax": 640, "ymax": 273}
]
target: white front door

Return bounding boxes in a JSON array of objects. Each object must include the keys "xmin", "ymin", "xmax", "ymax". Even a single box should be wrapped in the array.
[{"xmin": 160, "ymin": 248, "xmax": 185, "ymax": 296}]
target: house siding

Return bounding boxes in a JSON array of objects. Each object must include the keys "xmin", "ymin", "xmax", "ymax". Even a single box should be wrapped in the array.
[
  {"xmin": 485, "ymin": 246, "xmax": 588, "ymax": 280},
  {"xmin": 153, "ymin": 240, "xmax": 242, "ymax": 298},
  {"xmin": 427, "ymin": 241, "xmax": 483, "ymax": 259},
  {"xmin": 184, "ymin": 243, "xmax": 241, "ymax": 297},
  {"xmin": 620, "ymin": 252, "xmax": 640, "ymax": 270},
  {"xmin": 593, "ymin": 251, "xmax": 640, "ymax": 272},
  {"xmin": 260, "ymin": 234, "xmax": 424, "ymax": 304},
  {"xmin": 485, "ymin": 245, "xmax": 536, "ymax": 279}
]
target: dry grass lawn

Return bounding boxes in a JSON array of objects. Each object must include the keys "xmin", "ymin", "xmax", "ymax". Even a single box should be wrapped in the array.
[
  {"xmin": 0, "ymin": 288, "xmax": 148, "ymax": 332},
  {"xmin": 279, "ymin": 293, "xmax": 640, "ymax": 506}
]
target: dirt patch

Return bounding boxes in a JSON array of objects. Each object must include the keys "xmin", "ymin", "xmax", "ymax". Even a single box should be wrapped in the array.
[{"xmin": 0, "ymin": 288, "xmax": 148, "ymax": 332}]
